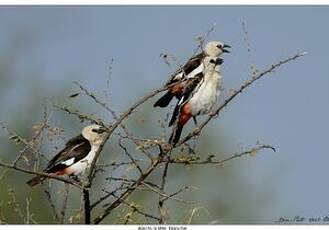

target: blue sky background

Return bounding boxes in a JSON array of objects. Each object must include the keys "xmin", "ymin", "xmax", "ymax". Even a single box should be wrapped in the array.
[{"xmin": 0, "ymin": 6, "xmax": 329, "ymax": 223}]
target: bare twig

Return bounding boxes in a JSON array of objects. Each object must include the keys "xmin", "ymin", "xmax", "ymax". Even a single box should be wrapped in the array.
[
  {"xmin": 53, "ymin": 104, "xmax": 106, "ymax": 127},
  {"xmin": 8, "ymin": 189, "xmax": 24, "ymax": 221},
  {"xmin": 164, "ymin": 145, "xmax": 276, "ymax": 165},
  {"xmin": 118, "ymin": 139, "xmax": 144, "ymax": 175},
  {"xmin": 187, "ymin": 206, "xmax": 210, "ymax": 224},
  {"xmin": 26, "ymin": 197, "xmax": 37, "ymax": 224},
  {"xmin": 106, "ymin": 177, "xmax": 160, "ymax": 190},
  {"xmin": 93, "ymin": 52, "xmax": 304, "ymax": 224},
  {"xmin": 97, "ymin": 160, "xmax": 147, "ymax": 169},
  {"xmin": 158, "ymin": 155, "xmax": 171, "ymax": 224},
  {"xmin": 177, "ymin": 52, "xmax": 306, "ymax": 145},
  {"xmin": 1, "ymin": 21, "xmax": 305, "ymax": 225},
  {"xmin": 44, "ymin": 189, "xmax": 59, "ymax": 221},
  {"xmin": 59, "ymin": 183, "xmax": 70, "ymax": 224},
  {"xmin": 1, "ymin": 122, "xmax": 43, "ymax": 160},
  {"xmin": 83, "ymin": 188, "xmax": 91, "ymax": 224},
  {"xmin": 164, "ymin": 186, "xmax": 191, "ymax": 202},
  {"xmin": 136, "ymin": 180, "xmax": 191, "ymax": 205},
  {"xmin": 87, "ymin": 84, "xmax": 168, "ymax": 185},
  {"xmin": 0, "ymin": 160, "xmax": 83, "ymax": 189},
  {"xmin": 91, "ymin": 185, "xmax": 131, "ymax": 210},
  {"xmin": 74, "ymin": 81, "xmax": 154, "ymax": 161},
  {"xmin": 109, "ymin": 192, "xmax": 160, "ymax": 222},
  {"xmin": 93, "ymin": 147, "xmax": 167, "ymax": 224}
]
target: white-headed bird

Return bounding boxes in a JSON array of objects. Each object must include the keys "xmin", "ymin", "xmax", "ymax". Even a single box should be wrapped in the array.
[
  {"xmin": 153, "ymin": 41, "xmax": 230, "ymax": 108},
  {"xmin": 168, "ymin": 56, "xmax": 224, "ymax": 145},
  {"xmin": 26, "ymin": 124, "xmax": 107, "ymax": 187}
]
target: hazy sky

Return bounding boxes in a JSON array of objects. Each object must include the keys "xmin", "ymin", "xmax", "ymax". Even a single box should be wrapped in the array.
[{"xmin": 0, "ymin": 6, "xmax": 328, "ymax": 223}]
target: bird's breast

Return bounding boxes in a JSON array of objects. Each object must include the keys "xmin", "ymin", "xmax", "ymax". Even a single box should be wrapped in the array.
[
  {"xmin": 64, "ymin": 145, "xmax": 98, "ymax": 176},
  {"xmin": 189, "ymin": 74, "xmax": 222, "ymax": 115}
]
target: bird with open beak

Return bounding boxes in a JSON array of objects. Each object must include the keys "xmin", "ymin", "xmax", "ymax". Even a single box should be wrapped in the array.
[
  {"xmin": 26, "ymin": 124, "xmax": 107, "ymax": 187},
  {"xmin": 168, "ymin": 56, "xmax": 226, "ymax": 145},
  {"xmin": 153, "ymin": 41, "xmax": 230, "ymax": 108}
]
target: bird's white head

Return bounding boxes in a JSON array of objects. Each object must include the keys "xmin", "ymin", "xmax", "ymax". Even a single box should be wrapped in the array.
[
  {"xmin": 82, "ymin": 124, "xmax": 108, "ymax": 145},
  {"xmin": 205, "ymin": 41, "xmax": 231, "ymax": 57}
]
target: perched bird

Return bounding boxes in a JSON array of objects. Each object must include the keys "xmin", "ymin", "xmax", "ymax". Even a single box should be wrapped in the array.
[
  {"xmin": 26, "ymin": 124, "xmax": 107, "ymax": 187},
  {"xmin": 168, "ymin": 56, "xmax": 224, "ymax": 145},
  {"xmin": 153, "ymin": 41, "xmax": 230, "ymax": 108}
]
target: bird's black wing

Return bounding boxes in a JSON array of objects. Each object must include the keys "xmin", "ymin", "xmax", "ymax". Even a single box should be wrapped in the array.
[
  {"xmin": 168, "ymin": 74, "xmax": 204, "ymax": 127},
  {"xmin": 166, "ymin": 52, "xmax": 205, "ymax": 85},
  {"xmin": 65, "ymin": 134, "xmax": 86, "ymax": 147},
  {"xmin": 44, "ymin": 135, "xmax": 91, "ymax": 173}
]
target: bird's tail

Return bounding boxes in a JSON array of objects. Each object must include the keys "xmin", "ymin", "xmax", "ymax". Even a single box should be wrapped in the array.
[
  {"xmin": 169, "ymin": 123, "xmax": 184, "ymax": 146},
  {"xmin": 169, "ymin": 103, "xmax": 192, "ymax": 146},
  {"xmin": 169, "ymin": 113, "xmax": 192, "ymax": 146},
  {"xmin": 26, "ymin": 175, "xmax": 45, "ymax": 187},
  {"xmin": 169, "ymin": 104, "xmax": 180, "ymax": 127},
  {"xmin": 153, "ymin": 91, "xmax": 174, "ymax": 107}
]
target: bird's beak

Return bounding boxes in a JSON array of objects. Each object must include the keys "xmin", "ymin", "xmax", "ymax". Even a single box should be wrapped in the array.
[
  {"xmin": 223, "ymin": 44, "xmax": 231, "ymax": 53},
  {"xmin": 97, "ymin": 127, "xmax": 108, "ymax": 134},
  {"xmin": 217, "ymin": 58, "xmax": 224, "ymax": 65}
]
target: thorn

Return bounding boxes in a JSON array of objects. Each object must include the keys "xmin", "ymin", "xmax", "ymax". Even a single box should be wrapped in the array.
[
  {"xmin": 265, "ymin": 145, "xmax": 276, "ymax": 153},
  {"xmin": 69, "ymin": 93, "xmax": 80, "ymax": 98}
]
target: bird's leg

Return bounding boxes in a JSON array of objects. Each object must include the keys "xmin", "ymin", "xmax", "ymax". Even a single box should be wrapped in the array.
[
  {"xmin": 69, "ymin": 174, "xmax": 81, "ymax": 183},
  {"xmin": 193, "ymin": 116, "xmax": 198, "ymax": 126}
]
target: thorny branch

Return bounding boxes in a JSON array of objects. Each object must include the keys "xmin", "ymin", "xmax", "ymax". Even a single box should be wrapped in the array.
[
  {"xmin": 178, "ymin": 52, "xmax": 306, "ymax": 145},
  {"xmin": 60, "ymin": 183, "xmax": 70, "ymax": 224},
  {"xmin": 0, "ymin": 160, "xmax": 83, "ymax": 189},
  {"xmin": 83, "ymin": 188, "xmax": 91, "ymax": 224},
  {"xmin": 54, "ymin": 104, "xmax": 107, "ymax": 127},
  {"xmin": 108, "ymin": 192, "xmax": 160, "ymax": 222},
  {"xmin": 0, "ymin": 25, "xmax": 305, "ymax": 224},
  {"xmin": 74, "ymin": 82, "xmax": 154, "ymax": 161},
  {"xmin": 118, "ymin": 139, "xmax": 144, "ymax": 175},
  {"xmin": 162, "ymin": 145, "xmax": 276, "ymax": 165},
  {"xmin": 0, "ymin": 122, "xmax": 83, "ymax": 188},
  {"xmin": 158, "ymin": 154, "xmax": 171, "ymax": 224},
  {"xmin": 92, "ymin": 51, "xmax": 304, "ymax": 224},
  {"xmin": 86, "ymin": 84, "xmax": 169, "ymax": 184},
  {"xmin": 44, "ymin": 189, "xmax": 59, "ymax": 222}
]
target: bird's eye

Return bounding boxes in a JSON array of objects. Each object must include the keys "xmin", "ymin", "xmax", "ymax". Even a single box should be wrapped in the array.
[
  {"xmin": 92, "ymin": 128, "xmax": 98, "ymax": 133},
  {"xmin": 209, "ymin": 59, "xmax": 216, "ymax": 64},
  {"xmin": 216, "ymin": 44, "xmax": 223, "ymax": 49}
]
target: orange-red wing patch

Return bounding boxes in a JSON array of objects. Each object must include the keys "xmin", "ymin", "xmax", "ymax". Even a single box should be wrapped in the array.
[
  {"xmin": 170, "ymin": 82, "xmax": 185, "ymax": 96},
  {"xmin": 55, "ymin": 170, "xmax": 67, "ymax": 176},
  {"xmin": 63, "ymin": 166, "xmax": 75, "ymax": 175},
  {"xmin": 55, "ymin": 166, "xmax": 74, "ymax": 176}
]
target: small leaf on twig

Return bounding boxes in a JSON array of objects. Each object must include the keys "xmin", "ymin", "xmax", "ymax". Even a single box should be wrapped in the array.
[
  {"xmin": 9, "ymin": 135, "xmax": 21, "ymax": 144},
  {"xmin": 206, "ymin": 154, "xmax": 215, "ymax": 162}
]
